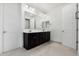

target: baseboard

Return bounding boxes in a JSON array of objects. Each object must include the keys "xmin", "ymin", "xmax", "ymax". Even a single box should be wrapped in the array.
[{"xmin": 51, "ymin": 40, "xmax": 62, "ymax": 44}]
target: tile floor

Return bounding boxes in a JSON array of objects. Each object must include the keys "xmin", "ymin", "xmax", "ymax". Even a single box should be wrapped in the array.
[{"xmin": 0, "ymin": 42, "xmax": 76, "ymax": 56}]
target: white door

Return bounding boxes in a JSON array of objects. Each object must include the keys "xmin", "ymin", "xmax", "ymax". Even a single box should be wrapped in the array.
[
  {"xmin": 0, "ymin": 4, "xmax": 3, "ymax": 54},
  {"xmin": 62, "ymin": 4, "xmax": 76, "ymax": 49},
  {"xmin": 3, "ymin": 3, "xmax": 20, "ymax": 52}
]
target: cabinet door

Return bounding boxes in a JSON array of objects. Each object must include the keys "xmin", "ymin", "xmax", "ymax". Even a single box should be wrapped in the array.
[
  {"xmin": 28, "ymin": 33, "xmax": 38, "ymax": 48},
  {"xmin": 39, "ymin": 33, "xmax": 44, "ymax": 44},
  {"xmin": 23, "ymin": 33, "xmax": 28, "ymax": 49},
  {"xmin": 46, "ymin": 32, "xmax": 50, "ymax": 41},
  {"xmin": 35, "ymin": 33, "xmax": 40, "ymax": 45}
]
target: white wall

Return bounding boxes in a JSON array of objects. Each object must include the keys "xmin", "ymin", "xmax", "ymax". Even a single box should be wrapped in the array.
[{"xmin": 16, "ymin": 3, "xmax": 23, "ymax": 48}]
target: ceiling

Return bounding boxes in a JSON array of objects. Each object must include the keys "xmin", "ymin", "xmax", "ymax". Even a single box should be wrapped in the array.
[{"xmin": 26, "ymin": 3, "xmax": 70, "ymax": 13}]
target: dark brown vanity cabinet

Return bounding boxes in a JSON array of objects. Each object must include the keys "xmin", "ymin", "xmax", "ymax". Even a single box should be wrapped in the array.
[{"xmin": 23, "ymin": 32, "xmax": 50, "ymax": 50}]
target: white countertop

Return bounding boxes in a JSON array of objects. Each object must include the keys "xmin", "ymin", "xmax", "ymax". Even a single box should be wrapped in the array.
[{"xmin": 23, "ymin": 29, "xmax": 50, "ymax": 33}]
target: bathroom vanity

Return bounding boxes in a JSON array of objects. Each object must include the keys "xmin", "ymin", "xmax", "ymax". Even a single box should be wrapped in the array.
[
  {"xmin": 23, "ymin": 31, "xmax": 50, "ymax": 50},
  {"xmin": 22, "ymin": 4, "xmax": 51, "ymax": 50}
]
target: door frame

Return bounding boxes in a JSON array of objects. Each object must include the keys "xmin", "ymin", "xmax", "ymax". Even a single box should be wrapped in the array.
[{"xmin": 75, "ymin": 3, "xmax": 79, "ymax": 55}]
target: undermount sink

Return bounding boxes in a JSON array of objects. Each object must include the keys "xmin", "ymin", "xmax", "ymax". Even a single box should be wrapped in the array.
[{"xmin": 31, "ymin": 29, "xmax": 42, "ymax": 32}]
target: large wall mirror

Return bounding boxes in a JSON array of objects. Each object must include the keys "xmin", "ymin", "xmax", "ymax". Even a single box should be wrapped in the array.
[{"xmin": 22, "ymin": 3, "xmax": 51, "ymax": 31}]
